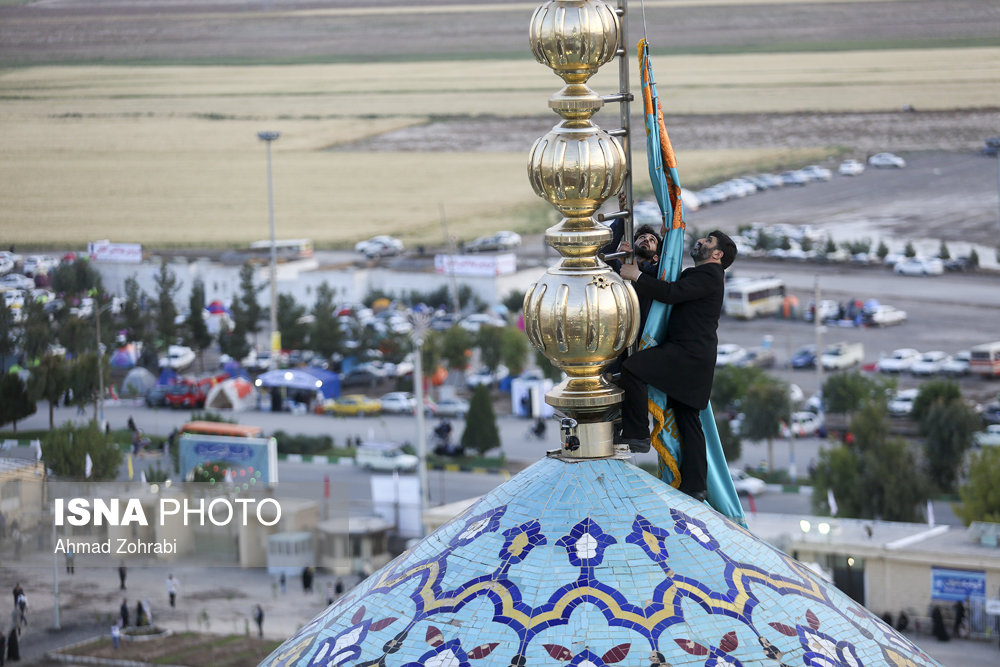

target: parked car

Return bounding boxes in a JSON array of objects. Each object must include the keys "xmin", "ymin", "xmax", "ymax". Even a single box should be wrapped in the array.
[
  {"xmin": 980, "ymin": 403, "xmax": 1000, "ymax": 426},
  {"xmin": 838, "ymin": 159, "xmax": 865, "ymax": 176},
  {"xmin": 466, "ymin": 364, "xmax": 509, "ymax": 388},
  {"xmin": 379, "ymin": 391, "xmax": 416, "ymax": 414},
  {"xmin": 790, "ymin": 345, "xmax": 817, "ymax": 369},
  {"xmin": 868, "ymin": 152, "xmax": 906, "ymax": 168},
  {"xmin": 458, "ymin": 313, "xmax": 505, "ymax": 333},
  {"xmin": 0, "ymin": 273, "xmax": 34, "ymax": 290},
  {"xmin": 354, "ymin": 235, "xmax": 404, "ymax": 258},
  {"xmin": 877, "ymin": 348, "xmax": 921, "ymax": 373},
  {"xmin": 730, "ymin": 469, "xmax": 767, "ymax": 496},
  {"xmin": 779, "ymin": 170, "xmax": 807, "ymax": 186},
  {"xmin": 464, "ymin": 231, "xmax": 521, "ymax": 252},
  {"xmin": 821, "ymin": 342, "xmax": 864, "ymax": 370},
  {"xmin": 888, "ymin": 388, "xmax": 919, "ymax": 416},
  {"xmin": 735, "ymin": 348, "xmax": 775, "ymax": 369},
  {"xmin": 781, "ymin": 411, "xmax": 823, "ymax": 438},
  {"xmin": 429, "ymin": 313, "xmax": 461, "ymax": 331},
  {"xmin": 716, "ymin": 343, "xmax": 749, "ymax": 367},
  {"xmin": 805, "ymin": 299, "xmax": 840, "ymax": 322},
  {"xmin": 972, "ymin": 424, "xmax": 1000, "ymax": 447},
  {"xmin": 434, "ymin": 397, "xmax": 470, "ymax": 418},
  {"xmin": 865, "ymin": 305, "xmax": 907, "ymax": 327},
  {"xmin": 324, "ymin": 394, "xmax": 382, "ymax": 417},
  {"xmin": 144, "ymin": 385, "xmax": 169, "ymax": 408},
  {"xmin": 910, "ymin": 350, "xmax": 950, "ymax": 376},
  {"xmin": 940, "ymin": 351, "xmax": 971, "ymax": 376},
  {"xmin": 341, "ymin": 367, "xmax": 382, "ymax": 388},
  {"xmin": 158, "ymin": 345, "xmax": 196, "ymax": 370},
  {"xmin": 799, "ymin": 165, "xmax": 832, "ymax": 181},
  {"xmin": 894, "ymin": 257, "xmax": 943, "ymax": 276},
  {"xmin": 355, "ymin": 442, "xmax": 418, "ymax": 472}
]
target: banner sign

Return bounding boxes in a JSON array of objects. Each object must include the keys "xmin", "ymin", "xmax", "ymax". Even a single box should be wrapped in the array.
[
  {"xmin": 930, "ymin": 567, "xmax": 985, "ymax": 601},
  {"xmin": 89, "ymin": 239, "xmax": 142, "ymax": 263},
  {"xmin": 434, "ymin": 253, "xmax": 516, "ymax": 277}
]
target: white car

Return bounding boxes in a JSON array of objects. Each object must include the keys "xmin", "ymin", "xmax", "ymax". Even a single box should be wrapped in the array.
[
  {"xmin": 354, "ymin": 235, "xmax": 404, "ymax": 258},
  {"xmin": 465, "ymin": 231, "xmax": 522, "ymax": 252},
  {"xmin": 458, "ymin": 313, "xmax": 505, "ymax": 333},
  {"xmin": 433, "ymin": 397, "xmax": 470, "ymax": 418},
  {"xmin": 730, "ymin": 469, "xmax": 767, "ymax": 496},
  {"xmin": 893, "ymin": 257, "xmax": 942, "ymax": 276},
  {"xmin": 878, "ymin": 348, "xmax": 922, "ymax": 373},
  {"xmin": 838, "ymin": 159, "xmax": 865, "ymax": 176},
  {"xmin": 716, "ymin": 343, "xmax": 749, "ymax": 367},
  {"xmin": 866, "ymin": 305, "xmax": 907, "ymax": 327},
  {"xmin": 820, "ymin": 342, "xmax": 864, "ymax": 370},
  {"xmin": 910, "ymin": 351, "xmax": 949, "ymax": 376},
  {"xmin": 799, "ymin": 165, "xmax": 832, "ymax": 181},
  {"xmin": 158, "ymin": 344, "xmax": 196, "ymax": 370},
  {"xmin": 22, "ymin": 254, "xmax": 54, "ymax": 276},
  {"xmin": 973, "ymin": 424, "xmax": 1000, "ymax": 447},
  {"xmin": 940, "ymin": 351, "xmax": 971, "ymax": 376},
  {"xmin": 355, "ymin": 442, "xmax": 418, "ymax": 472},
  {"xmin": 781, "ymin": 411, "xmax": 823, "ymax": 438},
  {"xmin": 888, "ymin": 388, "xmax": 919, "ymax": 416},
  {"xmin": 466, "ymin": 364, "xmax": 509, "ymax": 388},
  {"xmin": 0, "ymin": 273, "xmax": 34, "ymax": 290},
  {"xmin": 379, "ymin": 391, "xmax": 416, "ymax": 414},
  {"xmin": 868, "ymin": 152, "xmax": 906, "ymax": 168}
]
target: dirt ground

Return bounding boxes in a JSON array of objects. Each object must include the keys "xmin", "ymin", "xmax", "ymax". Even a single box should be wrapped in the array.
[{"xmin": 58, "ymin": 631, "xmax": 280, "ymax": 666}]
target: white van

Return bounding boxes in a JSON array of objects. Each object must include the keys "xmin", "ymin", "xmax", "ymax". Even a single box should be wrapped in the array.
[{"xmin": 355, "ymin": 442, "xmax": 419, "ymax": 472}]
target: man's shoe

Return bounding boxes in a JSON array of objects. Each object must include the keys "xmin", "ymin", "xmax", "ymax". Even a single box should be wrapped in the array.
[
  {"xmin": 684, "ymin": 489, "xmax": 708, "ymax": 502},
  {"xmin": 614, "ymin": 435, "xmax": 651, "ymax": 453}
]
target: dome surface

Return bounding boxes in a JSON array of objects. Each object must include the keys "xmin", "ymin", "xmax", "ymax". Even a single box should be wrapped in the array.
[{"xmin": 262, "ymin": 457, "xmax": 941, "ymax": 666}]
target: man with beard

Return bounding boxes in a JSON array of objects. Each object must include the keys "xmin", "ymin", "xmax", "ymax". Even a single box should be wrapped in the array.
[{"xmin": 616, "ymin": 231, "xmax": 737, "ymax": 501}]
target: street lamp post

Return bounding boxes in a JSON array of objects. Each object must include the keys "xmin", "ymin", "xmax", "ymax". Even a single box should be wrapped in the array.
[
  {"xmin": 258, "ymin": 131, "xmax": 280, "ymax": 369},
  {"xmin": 408, "ymin": 312, "xmax": 431, "ymax": 537}
]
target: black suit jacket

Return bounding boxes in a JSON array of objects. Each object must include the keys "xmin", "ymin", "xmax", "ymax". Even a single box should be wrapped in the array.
[{"xmin": 623, "ymin": 262, "xmax": 725, "ymax": 410}]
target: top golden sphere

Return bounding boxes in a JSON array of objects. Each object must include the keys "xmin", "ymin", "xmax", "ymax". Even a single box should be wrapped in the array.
[{"xmin": 529, "ymin": 0, "xmax": 620, "ymax": 84}]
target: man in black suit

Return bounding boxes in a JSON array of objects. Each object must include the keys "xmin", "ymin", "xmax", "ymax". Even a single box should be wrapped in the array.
[{"xmin": 616, "ymin": 230, "xmax": 737, "ymax": 500}]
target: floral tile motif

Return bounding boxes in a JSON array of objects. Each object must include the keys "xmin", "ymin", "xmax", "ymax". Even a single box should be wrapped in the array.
[{"xmin": 261, "ymin": 458, "xmax": 941, "ymax": 667}]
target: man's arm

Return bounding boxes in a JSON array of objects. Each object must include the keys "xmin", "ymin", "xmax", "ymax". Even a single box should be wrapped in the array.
[{"xmin": 627, "ymin": 267, "xmax": 717, "ymax": 305}]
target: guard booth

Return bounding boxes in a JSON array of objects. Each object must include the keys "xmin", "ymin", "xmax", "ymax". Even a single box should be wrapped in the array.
[{"xmin": 266, "ymin": 531, "xmax": 314, "ymax": 576}]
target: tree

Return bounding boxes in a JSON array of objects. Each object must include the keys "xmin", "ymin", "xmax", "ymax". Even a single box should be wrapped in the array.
[
  {"xmin": 441, "ymin": 326, "xmax": 473, "ymax": 373},
  {"xmin": 715, "ymin": 414, "xmax": 742, "ymax": 462},
  {"xmin": 823, "ymin": 236, "xmax": 836, "ymax": 255},
  {"xmin": 68, "ymin": 352, "xmax": 110, "ymax": 423},
  {"xmin": 233, "ymin": 263, "xmax": 263, "ymax": 338},
  {"xmin": 822, "ymin": 372, "xmax": 890, "ymax": 415},
  {"xmin": 184, "ymin": 279, "xmax": 213, "ymax": 371},
  {"xmin": 710, "ymin": 365, "xmax": 766, "ymax": 413},
  {"xmin": 43, "ymin": 422, "xmax": 122, "ymax": 480},
  {"xmin": 21, "ymin": 299, "xmax": 55, "ymax": 362},
  {"xmin": 534, "ymin": 348, "xmax": 563, "ymax": 382},
  {"xmin": 920, "ymin": 399, "xmax": 980, "ymax": 493},
  {"xmin": 461, "ymin": 385, "xmax": 500, "ymax": 456},
  {"xmin": 29, "ymin": 354, "xmax": 70, "ymax": 429},
  {"xmin": 954, "ymin": 447, "xmax": 1000, "ymax": 525},
  {"xmin": 51, "ymin": 258, "xmax": 102, "ymax": 297},
  {"xmin": 500, "ymin": 327, "xmax": 528, "ymax": 377},
  {"xmin": 741, "ymin": 379, "xmax": 790, "ymax": 471},
  {"xmin": 904, "ymin": 241, "xmax": 916, "ymax": 258},
  {"xmin": 0, "ymin": 300, "xmax": 16, "ymax": 373},
  {"xmin": 277, "ymin": 293, "xmax": 309, "ymax": 351},
  {"xmin": 0, "ymin": 373, "xmax": 36, "ymax": 433},
  {"xmin": 477, "ymin": 325, "xmax": 504, "ymax": 373},
  {"xmin": 121, "ymin": 276, "xmax": 148, "ymax": 342},
  {"xmin": 309, "ymin": 282, "xmax": 342, "ymax": 360},
  {"xmin": 154, "ymin": 259, "xmax": 181, "ymax": 346},
  {"xmin": 969, "ymin": 248, "xmax": 979, "ymax": 268},
  {"xmin": 811, "ymin": 402, "xmax": 931, "ymax": 521},
  {"xmin": 58, "ymin": 312, "xmax": 97, "ymax": 357},
  {"xmin": 502, "ymin": 289, "xmax": 526, "ymax": 316},
  {"xmin": 876, "ymin": 240, "xmax": 889, "ymax": 260},
  {"xmin": 938, "ymin": 240, "xmax": 950, "ymax": 260},
  {"xmin": 911, "ymin": 379, "xmax": 961, "ymax": 424}
]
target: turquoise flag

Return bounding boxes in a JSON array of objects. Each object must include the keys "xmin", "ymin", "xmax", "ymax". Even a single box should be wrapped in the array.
[{"xmin": 638, "ymin": 39, "xmax": 746, "ymax": 527}]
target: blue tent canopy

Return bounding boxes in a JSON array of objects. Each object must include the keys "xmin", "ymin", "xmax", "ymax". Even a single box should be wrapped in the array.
[
  {"xmin": 300, "ymin": 367, "xmax": 341, "ymax": 399},
  {"xmin": 255, "ymin": 368, "xmax": 339, "ymax": 399}
]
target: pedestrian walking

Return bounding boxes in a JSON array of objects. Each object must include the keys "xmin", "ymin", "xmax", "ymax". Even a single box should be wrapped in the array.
[
  {"xmin": 335, "ymin": 578, "xmax": 344, "ymax": 598},
  {"xmin": 5, "ymin": 626, "xmax": 18, "ymax": 662},
  {"xmin": 65, "ymin": 546, "xmax": 75, "ymax": 574},
  {"xmin": 279, "ymin": 572, "xmax": 286, "ymax": 594},
  {"xmin": 10, "ymin": 584, "xmax": 21, "ymax": 610},
  {"xmin": 0, "ymin": 628, "xmax": 6, "ymax": 665},
  {"xmin": 120, "ymin": 599, "xmax": 130, "ymax": 627},
  {"xmin": 253, "ymin": 604, "xmax": 264, "ymax": 638},
  {"xmin": 119, "ymin": 561, "xmax": 127, "ymax": 590},
  {"xmin": 326, "ymin": 582, "xmax": 335, "ymax": 606},
  {"xmin": 166, "ymin": 573, "xmax": 178, "ymax": 608},
  {"xmin": 16, "ymin": 592, "xmax": 27, "ymax": 628},
  {"xmin": 136, "ymin": 599, "xmax": 146, "ymax": 627},
  {"xmin": 111, "ymin": 623, "xmax": 120, "ymax": 650}
]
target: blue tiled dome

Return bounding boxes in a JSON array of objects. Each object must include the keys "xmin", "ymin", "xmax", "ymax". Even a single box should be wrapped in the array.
[{"xmin": 261, "ymin": 457, "xmax": 940, "ymax": 666}]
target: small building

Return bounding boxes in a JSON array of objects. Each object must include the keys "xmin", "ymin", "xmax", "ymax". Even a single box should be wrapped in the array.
[{"xmin": 316, "ymin": 514, "xmax": 394, "ymax": 576}]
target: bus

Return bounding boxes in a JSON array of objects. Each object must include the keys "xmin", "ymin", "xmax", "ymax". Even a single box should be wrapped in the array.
[
  {"xmin": 724, "ymin": 277, "xmax": 786, "ymax": 319},
  {"xmin": 970, "ymin": 341, "xmax": 1000, "ymax": 378},
  {"xmin": 249, "ymin": 238, "xmax": 314, "ymax": 260}
]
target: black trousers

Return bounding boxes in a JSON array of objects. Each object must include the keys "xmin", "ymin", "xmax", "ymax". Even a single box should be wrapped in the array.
[{"xmin": 619, "ymin": 365, "xmax": 707, "ymax": 494}]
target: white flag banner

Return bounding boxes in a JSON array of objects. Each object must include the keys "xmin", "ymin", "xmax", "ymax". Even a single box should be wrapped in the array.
[
  {"xmin": 927, "ymin": 500, "xmax": 936, "ymax": 527},
  {"xmin": 85, "ymin": 452, "xmax": 93, "ymax": 479},
  {"xmin": 827, "ymin": 488, "xmax": 838, "ymax": 517},
  {"xmin": 31, "ymin": 439, "xmax": 42, "ymax": 461},
  {"xmin": 140, "ymin": 470, "xmax": 147, "ymax": 484}
]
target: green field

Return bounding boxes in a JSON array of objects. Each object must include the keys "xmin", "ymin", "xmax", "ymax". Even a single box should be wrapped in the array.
[{"xmin": 2, "ymin": 5, "xmax": 999, "ymax": 249}]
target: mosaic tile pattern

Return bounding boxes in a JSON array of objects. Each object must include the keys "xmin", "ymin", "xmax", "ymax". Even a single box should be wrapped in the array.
[{"xmin": 261, "ymin": 457, "xmax": 941, "ymax": 667}]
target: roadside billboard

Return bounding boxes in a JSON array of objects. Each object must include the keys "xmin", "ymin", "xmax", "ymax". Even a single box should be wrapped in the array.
[{"xmin": 89, "ymin": 239, "xmax": 142, "ymax": 263}]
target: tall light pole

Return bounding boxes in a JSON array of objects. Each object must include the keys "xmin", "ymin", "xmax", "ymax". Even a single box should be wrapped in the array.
[
  {"xmin": 408, "ymin": 312, "xmax": 431, "ymax": 537},
  {"xmin": 258, "ymin": 131, "xmax": 281, "ymax": 368}
]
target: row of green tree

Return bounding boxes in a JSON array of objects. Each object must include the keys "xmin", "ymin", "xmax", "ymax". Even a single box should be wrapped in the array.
[{"xmin": 709, "ymin": 365, "xmax": 995, "ymax": 524}]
